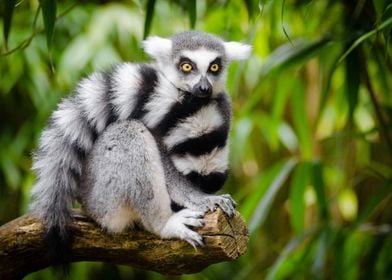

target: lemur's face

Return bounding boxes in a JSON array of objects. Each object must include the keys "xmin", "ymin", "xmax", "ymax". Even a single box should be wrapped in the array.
[
  {"xmin": 173, "ymin": 48, "xmax": 227, "ymax": 98},
  {"xmin": 142, "ymin": 31, "xmax": 251, "ymax": 98}
]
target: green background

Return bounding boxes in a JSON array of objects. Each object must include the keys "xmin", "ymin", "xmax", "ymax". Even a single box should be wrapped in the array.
[{"xmin": 1, "ymin": 0, "xmax": 391, "ymax": 279}]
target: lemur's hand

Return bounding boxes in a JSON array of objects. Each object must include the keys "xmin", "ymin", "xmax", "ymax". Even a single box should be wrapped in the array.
[{"xmin": 182, "ymin": 194, "xmax": 237, "ymax": 218}]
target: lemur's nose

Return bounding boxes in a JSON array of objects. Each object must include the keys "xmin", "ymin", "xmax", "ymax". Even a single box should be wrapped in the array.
[
  {"xmin": 194, "ymin": 77, "xmax": 212, "ymax": 97},
  {"xmin": 199, "ymin": 84, "xmax": 211, "ymax": 94}
]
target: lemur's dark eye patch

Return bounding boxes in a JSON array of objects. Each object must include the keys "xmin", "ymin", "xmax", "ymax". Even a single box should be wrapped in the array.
[{"xmin": 178, "ymin": 57, "xmax": 196, "ymax": 73}]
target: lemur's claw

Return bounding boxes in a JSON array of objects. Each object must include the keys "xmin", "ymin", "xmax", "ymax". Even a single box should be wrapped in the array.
[{"xmin": 205, "ymin": 194, "xmax": 237, "ymax": 217}]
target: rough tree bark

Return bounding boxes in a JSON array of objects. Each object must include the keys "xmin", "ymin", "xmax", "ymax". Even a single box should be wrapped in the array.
[{"xmin": 0, "ymin": 208, "xmax": 248, "ymax": 279}]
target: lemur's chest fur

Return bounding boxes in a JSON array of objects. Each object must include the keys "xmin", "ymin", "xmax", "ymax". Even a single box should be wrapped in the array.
[{"xmin": 105, "ymin": 63, "xmax": 231, "ymax": 193}]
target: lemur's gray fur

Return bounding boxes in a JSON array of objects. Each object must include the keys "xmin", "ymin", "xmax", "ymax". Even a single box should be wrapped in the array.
[
  {"xmin": 30, "ymin": 31, "xmax": 251, "ymax": 251},
  {"xmin": 80, "ymin": 120, "xmax": 237, "ymax": 246}
]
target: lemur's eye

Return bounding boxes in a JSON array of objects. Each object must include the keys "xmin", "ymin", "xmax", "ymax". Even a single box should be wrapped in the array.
[
  {"xmin": 210, "ymin": 63, "xmax": 220, "ymax": 72},
  {"xmin": 180, "ymin": 63, "xmax": 193, "ymax": 73}
]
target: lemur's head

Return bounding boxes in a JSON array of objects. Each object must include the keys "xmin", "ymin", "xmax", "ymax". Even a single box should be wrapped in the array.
[{"xmin": 142, "ymin": 31, "xmax": 251, "ymax": 98}]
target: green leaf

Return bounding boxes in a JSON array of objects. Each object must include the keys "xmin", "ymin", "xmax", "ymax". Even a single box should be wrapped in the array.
[
  {"xmin": 260, "ymin": 36, "xmax": 332, "ymax": 77},
  {"xmin": 281, "ymin": 0, "xmax": 293, "ymax": 45},
  {"xmin": 354, "ymin": 179, "xmax": 392, "ymax": 226},
  {"xmin": 2, "ymin": 0, "xmax": 16, "ymax": 49},
  {"xmin": 240, "ymin": 158, "xmax": 286, "ymax": 221},
  {"xmin": 243, "ymin": 0, "xmax": 252, "ymax": 19},
  {"xmin": 371, "ymin": 40, "xmax": 392, "ymax": 101},
  {"xmin": 268, "ymin": 79, "xmax": 292, "ymax": 149},
  {"xmin": 375, "ymin": 234, "xmax": 392, "ymax": 279},
  {"xmin": 344, "ymin": 47, "xmax": 361, "ymax": 121},
  {"xmin": 186, "ymin": 0, "xmax": 197, "ymax": 29},
  {"xmin": 249, "ymin": 158, "xmax": 297, "ymax": 233},
  {"xmin": 244, "ymin": 0, "xmax": 263, "ymax": 19},
  {"xmin": 311, "ymin": 161, "xmax": 329, "ymax": 222},
  {"xmin": 338, "ymin": 16, "xmax": 392, "ymax": 64},
  {"xmin": 372, "ymin": 0, "xmax": 388, "ymax": 19},
  {"xmin": 143, "ymin": 0, "xmax": 156, "ymax": 39},
  {"xmin": 291, "ymin": 85, "xmax": 312, "ymax": 159},
  {"xmin": 339, "ymin": 231, "xmax": 367, "ymax": 279},
  {"xmin": 39, "ymin": 0, "xmax": 57, "ymax": 48},
  {"xmin": 266, "ymin": 228, "xmax": 318, "ymax": 280},
  {"xmin": 311, "ymin": 229, "xmax": 328, "ymax": 277},
  {"xmin": 316, "ymin": 47, "xmax": 342, "ymax": 125},
  {"xmin": 290, "ymin": 162, "xmax": 310, "ymax": 234}
]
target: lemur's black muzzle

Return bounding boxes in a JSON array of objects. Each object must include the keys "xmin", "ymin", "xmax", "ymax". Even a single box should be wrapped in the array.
[{"xmin": 192, "ymin": 76, "xmax": 212, "ymax": 98}]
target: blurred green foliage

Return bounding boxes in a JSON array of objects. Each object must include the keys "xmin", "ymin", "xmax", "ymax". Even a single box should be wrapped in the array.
[{"xmin": 1, "ymin": 0, "xmax": 391, "ymax": 279}]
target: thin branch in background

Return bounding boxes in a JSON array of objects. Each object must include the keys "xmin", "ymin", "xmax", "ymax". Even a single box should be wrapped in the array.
[
  {"xmin": 32, "ymin": 4, "xmax": 41, "ymax": 30},
  {"xmin": 281, "ymin": 0, "xmax": 294, "ymax": 46},
  {"xmin": 1, "ymin": 3, "xmax": 77, "ymax": 56},
  {"xmin": 363, "ymin": 63, "xmax": 392, "ymax": 157}
]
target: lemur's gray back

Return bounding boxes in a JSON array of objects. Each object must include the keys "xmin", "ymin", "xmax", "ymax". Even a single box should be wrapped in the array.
[{"xmin": 30, "ymin": 30, "xmax": 251, "ymax": 260}]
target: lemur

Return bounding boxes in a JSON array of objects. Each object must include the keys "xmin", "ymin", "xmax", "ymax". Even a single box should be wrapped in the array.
[{"xmin": 30, "ymin": 31, "xmax": 251, "ymax": 253}]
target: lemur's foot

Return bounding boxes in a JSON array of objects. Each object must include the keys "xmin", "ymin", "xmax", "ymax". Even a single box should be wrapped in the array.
[{"xmin": 160, "ymin": 209, "xmax": 205, "ymax": 247}]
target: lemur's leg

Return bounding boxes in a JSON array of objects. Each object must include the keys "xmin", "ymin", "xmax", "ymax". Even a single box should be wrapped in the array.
[
  {"xmin": 80, "ymin": 120, "xmax": 204, "ymax": 247},
  {"xmin": 162, "ymin": 153, "xmax": 237, "ymax": 217}
]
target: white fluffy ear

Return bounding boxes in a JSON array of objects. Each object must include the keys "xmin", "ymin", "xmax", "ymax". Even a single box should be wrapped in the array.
[
  {"xmin": 224, "ymin": 42, "xmax": 252, "ymax": 61},
  {"xmin": 142, "ymin": 36, "xmax": 172, "ymax": 60}
]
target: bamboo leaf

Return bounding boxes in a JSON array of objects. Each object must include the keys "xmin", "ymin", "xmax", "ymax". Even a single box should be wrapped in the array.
[
  {"xmin": 344, "ymin": 48, "xmax": 361, "ymax": 121},
  {"xmin": 260, "ymin": 36, "xmax": 332, "ymax": 77},
  {"xmin": 311, "ymin": 161, "xmax": 329, "ymax": 222},
  {"xmin": 338, "ymin": 16, "xmax": 392, "ymax": 64},
  {"xmin": 266, "ymin": 238, "xmax": 304, "ymax": 280},
  {"xmin": 39, "ymin": 0, "xmax": 57, "ymax": 48},
  {"xmin": 311, "ymin": 229, "xmax": 328, "ymax": 277},
  {"xmin": 240, "ymin": 158, "xmax": 286, "ymax": 221},
  {"xmin": 339, "ymin": 231, "xmax": 367, "ymax": 279},
  {"xmin": 354, "ymin": 179, "xmax": 392, "ymax": 226},
  {"xmin": 281, "ymin": 0, "xmax": 293, "ymax": 45},
  {"xmin": 375, "ymin": 234, "xmax": 392, "ymax": 279},
  {"xmin": 290, "ymin": 162, "xmax": 310, "ymax": 234},
  {"xmin": 243, "ymin": 0, "xmax": 253, "ymax": 19},
  {"xmin": 316, "ymin": 49, "xmax": 341, "ymax": 125},
  {"xmin": 372, "ymin": 47, "xmax": 391, "ymax": 100},
  {"xmin": 266, "ymin": 228, "xmax": 318, "ymax": 280},
  {"xmin": 291, "ymin": 85, "xmax": 312, "ymax": 159},
  {"xmin": 3, "ymin": 0, "xmax": 16, "ymax": 49},
  {"xmin": 186, "ymin": 0, "xmax": 197, "ymax": 29},
  {"xmin": 267, "ymin": 80, "xmax": 292, "ymax": 149},
  {"xmin": 244, "ymin": 0, "xmax": 263, "ymax": 19},
  {"xmin": 249, "ymin": 158, "xmax": 297, "ymax": 233},
  {"xmin": 143, "ymin": 0, "xmax": 156, "ymax": 39}
]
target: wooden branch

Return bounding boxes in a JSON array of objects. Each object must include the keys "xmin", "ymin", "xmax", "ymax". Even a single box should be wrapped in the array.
[{"xmin": 0, "ymin": 208, "xmax": 248, "ymax": 279}]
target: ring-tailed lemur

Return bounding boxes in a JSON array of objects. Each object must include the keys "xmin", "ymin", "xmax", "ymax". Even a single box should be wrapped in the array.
[{"xmin": 30, "ymin": 31, "xmax": 251, "ymax": 253}]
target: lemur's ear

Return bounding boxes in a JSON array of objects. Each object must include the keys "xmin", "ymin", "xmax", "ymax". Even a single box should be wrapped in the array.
[
  {"xmin": 142, "ymin": 36, "xmax": 172, "ymax": 60},
  {"xmin": 224, "ymin": 42, "xmax": 252, "ymax": 61}
]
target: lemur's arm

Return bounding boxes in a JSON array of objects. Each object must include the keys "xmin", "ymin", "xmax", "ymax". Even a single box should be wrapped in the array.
[{"xmin": 161, "ymin": 150, "xmax": 236, "ymax": 217}]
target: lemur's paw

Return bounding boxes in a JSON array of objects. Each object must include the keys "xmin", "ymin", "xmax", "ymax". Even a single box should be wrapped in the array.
[
  {"xmin": 160, "ymin": 209, "xmax": 205, "ymax": 247},
  {"xmin": 202, "ymin": 194, "xmax": 237, "ymax": 217}
]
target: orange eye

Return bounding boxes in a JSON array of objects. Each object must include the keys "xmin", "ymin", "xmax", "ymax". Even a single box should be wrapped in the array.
[
  {"xmin": 180, "ymin": 63, "xmax": 193, "ymax": 72},
  {"xmin": 210, "ymin": 63, "xmax": 220, "ymax": 72}
]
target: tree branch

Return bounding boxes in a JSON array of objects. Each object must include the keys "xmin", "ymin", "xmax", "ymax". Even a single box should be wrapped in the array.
[{"xmin": 0, "ymin": 208, "xmax": 248, "ymax": 279}]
